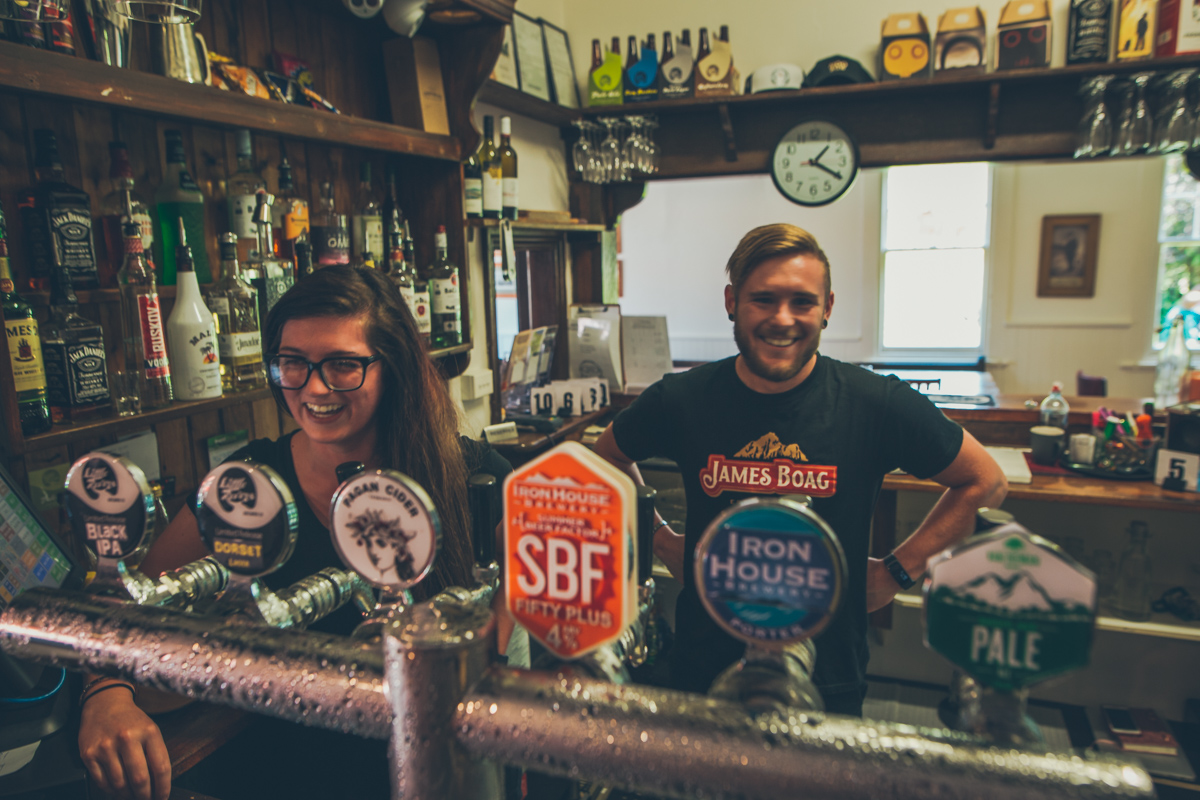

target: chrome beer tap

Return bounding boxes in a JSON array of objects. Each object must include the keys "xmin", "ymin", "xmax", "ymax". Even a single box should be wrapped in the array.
[{"xmin": 64, "ymin": 451, "xmax": 228, "ymax": 608}]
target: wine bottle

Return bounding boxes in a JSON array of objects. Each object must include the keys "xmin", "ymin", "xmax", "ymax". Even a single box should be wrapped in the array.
[
  {"xmin": 499, "ymin": 116, "xmax": 519, "ymax": 221},
  {"xmin": 480, "ymin": 116, "xmax": 502, "ymax": 219}
]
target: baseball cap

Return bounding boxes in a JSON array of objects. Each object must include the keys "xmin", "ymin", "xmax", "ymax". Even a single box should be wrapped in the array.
[
  {"xmin": 803, "ymin": 55, "xmax": 875, "ymax": 87},
  {"xmin": 745, "ymin": 64, "xmax": 805, "ymax": 93}
]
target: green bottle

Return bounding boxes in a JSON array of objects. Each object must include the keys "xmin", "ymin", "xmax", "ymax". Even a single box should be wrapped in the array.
[
  {"xmin": 1, "ymin": 237, "xmax": 52, "ymax": 436},
  {"xmin": 155, "ymin": 130, "xmax": 210, "ymax": 285}
]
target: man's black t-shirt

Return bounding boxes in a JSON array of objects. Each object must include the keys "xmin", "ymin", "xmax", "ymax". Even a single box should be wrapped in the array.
[{"xmin": 612, "ymin": 355, "xmax": 963, "ymax": 700}]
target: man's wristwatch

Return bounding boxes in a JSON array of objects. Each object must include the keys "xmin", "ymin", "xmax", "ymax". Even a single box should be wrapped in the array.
[{"xmin": 882, "ymin": 552, "xmax": 916, "ymax": 590}]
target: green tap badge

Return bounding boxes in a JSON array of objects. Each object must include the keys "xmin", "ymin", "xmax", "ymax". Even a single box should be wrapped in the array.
[{"xmin": 924, "ymin": 524, "xmax": 1097, "ymax": 692}]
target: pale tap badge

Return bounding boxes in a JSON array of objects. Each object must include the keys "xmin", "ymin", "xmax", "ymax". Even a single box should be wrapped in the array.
[
  {"xmin": 196, "ymin": 461, "xmax": 297, "ymax": 577},
  {"xmin": 924, "ymin": 523, "xmax": 1098, "ymax": 692},
  {"xmin": 65, "ymin": 451, "xmax": 154, "ymax": 561},
  {"xmin": 695, "ymin": 497, "xmax": 847, "ymax": 647},
  {"xmin": 329, "ymin": 469, "xmax": 440, "ymax": 591}
]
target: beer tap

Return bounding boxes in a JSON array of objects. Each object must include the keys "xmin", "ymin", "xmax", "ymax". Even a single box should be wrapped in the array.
[
  {"xmin": 438, "ymin": 474, "xmax": 502, "ymax": 611},
  {"xmin": 924, "ymin": 519, "xmax": 1099, "ymax": 747},
  {"xmin": 698, "ymin": 496, "xmax": 845, "ymax": 713},
  {"xmin": 64, "ymin": 451, "xmax": 228, "ymax": 609},
  {"xmin": 196, "ymin": 460, "xmax": 364, "ymax": 629},
  {"xmin": 609, "ymin": 485, "xmax": 659, "ymax": 670}
]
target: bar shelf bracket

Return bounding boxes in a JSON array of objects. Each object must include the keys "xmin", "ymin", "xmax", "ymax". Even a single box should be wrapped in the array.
[{"xmin": 717, "ymin": 103, "xmax": 738, "ymax": 163}]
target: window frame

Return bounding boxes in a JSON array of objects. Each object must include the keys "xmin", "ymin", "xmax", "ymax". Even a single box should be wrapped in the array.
[{"xmin": 1152, "ymin": 155, "xmax": 1200, "ymax": 353}]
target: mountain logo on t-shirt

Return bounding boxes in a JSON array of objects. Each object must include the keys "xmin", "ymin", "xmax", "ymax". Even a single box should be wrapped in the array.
[{"xmin": 733, "ymin": 433, "xmax": 808, "ymax": 462}]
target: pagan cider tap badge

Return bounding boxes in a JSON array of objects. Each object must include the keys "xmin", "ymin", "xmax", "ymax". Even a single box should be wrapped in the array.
[
  {"xmin": 196, "ymin": 461, "xmax": 296, "ymax": 576},
  {"xmin": 505, "ymin": 441, "xmax": 636, "ymax": 659},
  {"xmin": 696, "ymin": 498, "xmax": 846, "ymax": 646},
  {"xmin": 329, "ymin": 469, "xmax": 440, "ymax": 591},
  {"xmin": 65, "ymin": 451, "xmax": 153, "ymax": 561},
  {"xmin": 924, "ymin": 523, "xmax": 1097, "ymax": 692}
]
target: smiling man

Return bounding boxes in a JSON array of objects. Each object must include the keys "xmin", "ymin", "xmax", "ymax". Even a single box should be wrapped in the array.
[{"xmin": 593, "ymin": 223, "xmax": 1006, "ymax": 715}]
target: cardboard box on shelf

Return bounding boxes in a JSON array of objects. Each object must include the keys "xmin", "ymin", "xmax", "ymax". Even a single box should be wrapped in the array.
[
  {"xmin": 996, "ymin": 0, "xmax": 1052, "ymax": 70},
  {"xmin": 880, "ymin": 13, "xmax": 932, "ymax": 81},
  {"xmin": 1158, "ymin": 0, "xmax": 1200, "ymax": 58},
  {"xmin": 936, "ymin": 7, "xmax": 988, "ymax": 73}
]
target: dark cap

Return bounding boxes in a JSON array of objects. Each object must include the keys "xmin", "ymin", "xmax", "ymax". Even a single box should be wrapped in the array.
[{"xmin": 803, "ymin": 55, "xmax": 875, "ymax": 88}]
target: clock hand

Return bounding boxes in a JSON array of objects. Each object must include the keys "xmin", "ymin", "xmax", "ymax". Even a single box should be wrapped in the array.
[
  {"xmin": 811, "ymin": 144, "xmax": 830, "ymax": 164},
  {"xmin": 812, "ymin": 161, "xmax": 843, "ymax": 180}
]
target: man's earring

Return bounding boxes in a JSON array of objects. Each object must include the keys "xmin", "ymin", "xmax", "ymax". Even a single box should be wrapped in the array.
[
  {"xmin": 728, "ymin": 313, "xmax": 735, "ymax": 321},
  {"xmin": 822, "ymin": 319, "xmax": 828, "ymax": 328}
]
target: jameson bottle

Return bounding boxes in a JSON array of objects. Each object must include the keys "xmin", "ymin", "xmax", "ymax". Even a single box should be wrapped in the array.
[
  {"xmin": 119, "ymin": 222, "xmax": 172, "ymax": 409},
  {"xmin": 659, "ymin": 30, "xmax": 695, "ymax": 100},
  {"xmin": 100, "ymin": 141, "xmax": 154, "ymax": 289},
  {"xmin": 499, "ymin": 116, "xmax": 519, "ymax": 220},
  {"xmin": 352, "ymin": 161, "xmax": 384, "ymax": 265},
  {"xmin": 42, "ymin": 261, "xmax": 111, "ymax": 423},
  {"xmin": 18, "ymin": 129, "xmax": 100, "ymax": 292},
  {"xmin": 311, "ymin": 182, "xmax": 350, "ymax": 267},
  {"xmin": 155, "ymin": 130, "xmax": 209, "ymax": 285},
  {"xmin": 271, "ymin": 156, "xmax": 309, "ymax": 266},
  {"xmin": 427, "ymin": 225, "xmax": 462, "ymax": 349},
  {"xmin": 207, "ymin": 233, "xmax": 266, "ymax": 393},
  {"xmin": 166, "ymin": 219, "xmax": 221, "ymax": 400},
  {"xmin": 479, "ymin": 116, "xmax": 502, "ymax": 219},
  {"xmin": 1, "ymin": 239, "xmax": 52, "ymax": 436},
  {"xmin": 227, "ymin": 129, "xmax": 265, "ymax": 264}
]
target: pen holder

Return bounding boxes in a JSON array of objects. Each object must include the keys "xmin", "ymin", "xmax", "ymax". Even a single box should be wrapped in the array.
[{"xmin": 1087, "ymin": 429, "xmax": 1159, "ymax": 477}]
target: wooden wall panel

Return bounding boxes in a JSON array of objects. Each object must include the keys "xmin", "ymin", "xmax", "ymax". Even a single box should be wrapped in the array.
[
  {"xmin": 251, "ymin": 397, "xmax": 281, "ymax": 442},
  {"xmin": 156, "ymin": 418, "xmax": 195, "ymax": 493},
  {"xmin": 188, "ymin": 410, "xmax": 222, "ymax": 479}
]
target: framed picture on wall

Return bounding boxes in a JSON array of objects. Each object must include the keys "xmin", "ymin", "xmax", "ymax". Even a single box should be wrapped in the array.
[
  {"xmin": 1038, "ymin": 214, "xmax": 1101, "ymax": 297},
  {"xmin": 540, "ymin": 19, "xmax": 580, "ymax": 109},
  {"xmin": 512, "ymin": 11, "xmax": 551, "ymax": 102},
  {"xmin": 491, "ymin": 25, "xmax": 520, "ymax": 89}
]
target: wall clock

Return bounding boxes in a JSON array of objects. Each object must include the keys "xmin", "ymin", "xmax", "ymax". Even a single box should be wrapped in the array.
[{"xmin": 770, "ymin": 120, "xmax": 860, "ymax": 206}]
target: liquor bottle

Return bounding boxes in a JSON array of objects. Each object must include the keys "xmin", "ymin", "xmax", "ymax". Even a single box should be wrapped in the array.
[
  {"xmin": 499, "ymin": 116, "xmax": 519, "ymax": 221},
  {"xmin": 7, "ymin": 5, "xmax": 47, "ymax": 49},
  {"xmin": 625, "ymin": 35, "xmax": 639, "ymax": 80},
  {"xmin": 1067, "ymin": 0, "xmax": 1112, "ymax": 64},
  {"xmin": 227, "ymin": 129, "xmax": 266, "ymax": 264},
  {"xmin": 207, "ymin": 233, "xmax": 266, "ymax": 393},
  {"xmin": 427, "ymin": 225, "xmax": 462, "ymax": 349},
  {"xmin": 249, "ymin": 190, "xmax": 294, "ymax": 323},
  {"xmin": 271, "ymin": 156, "xmax": 309, "ymax": 266},
  {"xmin": 311, "ymin": 182, "xmax": 350, "ymax": 267},
  {"xmin": 100, "ymin": 141, "xmax": 154, "ymax": 289},
  {"xmin": 1113, "ymin": 521, "xmax": 1152, "ymax": 621},
  {"xmin": 659, "ymin": 30, "xmax": 694, "ymax": 101},
  {"xmin": 42, "ymin": 261, "xmax": 111, "ymax": 423},
  {"xmin": 412, "ymin": 277, "xmax": 432, "ymax": 343},
  {"xmin": 0, "ymin": 239, "xmax": 52, "ymax": 436},
  {"xmin": 17, "ymin": 129, "xmax": 100, "ymax": 292},
  {"xmin": 387, "ymin": 236, "xmax": 416, "ymax": 317},
  {"xmin": 625, "ymin": 33, "xmax": 659, "ymax": 103},
  {"xmin": 1038, "ymin": 382, "xmax": 1070, "ymax": 428},
  {"xmin": 118, "ymin": 222, "xmax": 172, "ymax": 409},
  {"xmin": 45, "ymin": 4, "xmax": 75, "ymax": 55},
  {"xmin": 155, "ymin": 130, "xmax": 209, "ymax": 285},
  {"xmin": 352, "ymin": 162, "xmax": 384, "ymax": 265},
  {"xmin": 166, "ymin": 219, "xmax": 221, "ymax": 400},
  {"xmin": 479, "ymin": 116, "xmax": 502, "ymax": 219},
  {"xmin": 464, "ymin": 146, "xmax": 483, "ymax": 219}
]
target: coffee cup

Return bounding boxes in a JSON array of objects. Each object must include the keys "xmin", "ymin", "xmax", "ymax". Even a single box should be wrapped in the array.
[
  {"xmin": 1029, "ymin": 426, "xmax": 1065, "ymax": 466},
  {"xmin": 1069, "ymin": 433, "xmax": 1097, "ymax": 465}
]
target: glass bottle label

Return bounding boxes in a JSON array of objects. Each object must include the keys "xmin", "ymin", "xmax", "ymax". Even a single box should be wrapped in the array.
[
  {"xmin": 502, "ymin": 178, "xmax": 519, "ymax": 210},
  {"xmin": 137, "ymin": 295, "xmax": 170, "ymax": 379},
  {"xmin": 431, "ymin": 275, "xmax": 459, "ymax": 314},
  {"xmin": 208, "ymin": 296, "xmax": 231, "ymax": 316},
  {"xmin": 5, "ymin": 318, "xmax": 47, "ymax": 392},
  {"xmin": 48, "ymin": 206, "xmax": 98, "ymax": 275},
  {"xmin": 218, "ymin": 331, "xmax": 263, "ymax": 367},
  {"xmin": 46, "ymin": 341, "xmax": 109, "ymax": 405},
  {"xmin": 483, "ymin": 172, "xmax": 502, "ymax": 213},
  {"xmin": 229, "ymin": 194, "xmax": 259, "ymax": 239},
  {"xmin": 274, "ymin": 201, "xmax": 309, "ymax": 242},
  {"xmin": 413, "ymin": 288, "xmax": 431, "ymax": 335},
  {"xmin": 311, "ymin": 225, "xmax": 350, "ymax": 266},
  {"xmin": 464, "ymin": 178, "xmax": 483, "ymax": 215},
  {"xmin": 354, "ymin": 217, "xmax": 384, "ymax": 261}
]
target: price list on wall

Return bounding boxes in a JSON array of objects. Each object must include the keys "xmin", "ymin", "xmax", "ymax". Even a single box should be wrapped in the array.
[{"xmin": 0, "ymin": 474, "xmax": 72, "ymax": 609}]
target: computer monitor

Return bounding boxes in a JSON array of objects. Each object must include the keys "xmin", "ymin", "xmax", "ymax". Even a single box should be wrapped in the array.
[{"xmin": 0, "ymin": 460, "xmax": 84, "ymax": 616}]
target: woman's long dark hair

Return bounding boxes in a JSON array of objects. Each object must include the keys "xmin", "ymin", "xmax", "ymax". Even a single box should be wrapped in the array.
[{"xmin": 264, "ymin": 266, "xmax": 473, "ymax": 597}]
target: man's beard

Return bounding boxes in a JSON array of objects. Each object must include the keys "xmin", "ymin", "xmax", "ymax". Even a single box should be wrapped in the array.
[{"xmin": 732, "ymin": 314, "xmax": 822, "ymax": 384}]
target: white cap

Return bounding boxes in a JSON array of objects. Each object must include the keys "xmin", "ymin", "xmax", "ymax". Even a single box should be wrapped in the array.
[{"xmin": 500, "ymin": 116, "xmax": 512, "ymax": 135}]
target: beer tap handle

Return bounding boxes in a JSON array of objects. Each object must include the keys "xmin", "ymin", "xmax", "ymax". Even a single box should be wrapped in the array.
[
  {"xmin": 636, "ymin": 485, "xmax": 657, "ymax": 586},
  {"xmin": 469, "ymin": 474, "xmax": 497, "ymax": 568},
  {"xmin": 336, "ymin": 461, "xmax": 366, "ymax": 483}
]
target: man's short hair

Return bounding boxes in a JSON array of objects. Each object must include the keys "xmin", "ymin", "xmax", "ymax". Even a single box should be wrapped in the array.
[{"xmin": 725, "ymin": 224, "xmax": 832, "ymax": 300}]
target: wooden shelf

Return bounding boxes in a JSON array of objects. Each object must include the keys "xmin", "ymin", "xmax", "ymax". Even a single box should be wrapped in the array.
[
  {"xmin": 467, "ymin": 217, "xmax": 606, "ymax": 232},
  {"xmin": 0, "ymin": 43, "xmax": 460, "ymax": 161},
  {"xmin": 478, "ymin": 80, "xmax": 578, "ymax": 126},
  {"xmin": 569, "ymin": 53, "xmax": 1200, "ymax": 177},
  {"xmin": 892, "ymin": 592, "xmax": 1200, "ymax": 643},
  {"xmin": 429, "ymin": 342, "xmax": 473, "ymax": 359}
]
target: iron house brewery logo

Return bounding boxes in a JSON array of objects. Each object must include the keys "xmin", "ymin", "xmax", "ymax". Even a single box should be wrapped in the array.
[{"xmin": 700, "ymin": 432, "xmax": 837, "ymax": 498}]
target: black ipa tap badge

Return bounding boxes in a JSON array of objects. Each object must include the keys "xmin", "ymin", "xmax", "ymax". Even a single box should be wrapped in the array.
[
  {"xmin": 329, "ymin": 470, "xmax": 440, "ymax": 591},
  {"xmin": 695, "ymin": 497, "xmax": 847, "ymax": 647},
  {"xmin": 196, "ymin": 461, "xmax": 297, "ymax": 576},
  {"xmin": 65, "ymin": 451, "xmax": 153, "ymax": 561}
]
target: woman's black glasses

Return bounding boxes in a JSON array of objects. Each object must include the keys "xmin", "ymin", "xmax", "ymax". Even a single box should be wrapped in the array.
[{"xmin": 267, "ymin": 354, "xmax": 381, "ymax": 391}]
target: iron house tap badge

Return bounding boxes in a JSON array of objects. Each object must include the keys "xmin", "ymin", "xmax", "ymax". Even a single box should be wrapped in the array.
[
  {"xmin": 695, "ymin": 497, "xmax": 847, "ymax": 647},
  {"xmin": 196, "ymin": 461, "xmax": 297, "ymax": 576},
  {"xmin": 65, "ymin": 451, "xmax": 154, "ymax": 561},
  {"xmin": 329, "ymin": 469, "xmax": 440, "ymax": 591},
  {"xmin": 924, "ymin": 523, "xmax": 1098, "ymax": 692}
]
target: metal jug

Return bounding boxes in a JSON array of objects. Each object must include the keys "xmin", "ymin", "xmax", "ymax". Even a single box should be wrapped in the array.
[{"xmin": 149, "ymin": 22, "xmax": 209, "ymax": 85}]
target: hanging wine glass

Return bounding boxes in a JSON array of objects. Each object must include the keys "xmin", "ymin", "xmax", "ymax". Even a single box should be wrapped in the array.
[
  {"xmin": 1116, "ymin": 72, "xmax": 1154, "ymax": 156},
  {"xmin": 1075, "ymin": 75, "xmax": 1112, "ymax": 159},
  {"xmin": 1155, "ymin": 69, "xmax": 1195, "ymax": 154},
  {"xmin": 598, "ymin": 118, "xmax": 621, "ymax": 184},
  {"xmin": 115, "ymin": 0, "xmax": 201, "ymax": 24},
  {"xmin": 571, "ymin": 119, "xmax": 592, "ymax": 176}
]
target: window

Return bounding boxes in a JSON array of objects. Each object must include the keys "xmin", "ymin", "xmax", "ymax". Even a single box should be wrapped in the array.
[
  {"xmin": 1154, "ymin": 155, "xmax": 1200, "ymax": 350},
  {"xmin": 880, "ymin": 162, "xmax": 991, "ymax": 353}
]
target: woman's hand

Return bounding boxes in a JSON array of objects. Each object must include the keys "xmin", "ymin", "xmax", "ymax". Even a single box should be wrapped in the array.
[{"xmin": 79, "ymin": 688, "xmax": 171, "ymax": 800}]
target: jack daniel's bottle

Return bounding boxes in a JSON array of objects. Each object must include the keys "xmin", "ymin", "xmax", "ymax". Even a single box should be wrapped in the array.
[
  {"xmin": 42, "ymin": 262, "xmax": 111, "ymax": 423},
  {"xmin": 17, "ymin": 129, "xmax": 100, "ymax": 292}
]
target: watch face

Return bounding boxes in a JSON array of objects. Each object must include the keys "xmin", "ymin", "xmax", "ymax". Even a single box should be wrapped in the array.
[{"xmin": 771, "ymin": 121, "xmax": 859, "ymax": 207}]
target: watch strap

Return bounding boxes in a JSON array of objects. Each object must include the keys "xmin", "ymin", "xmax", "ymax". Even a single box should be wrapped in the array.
[{"xmin": 883, "ymin": 552, "xmax": 916, "ymax": 590}]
